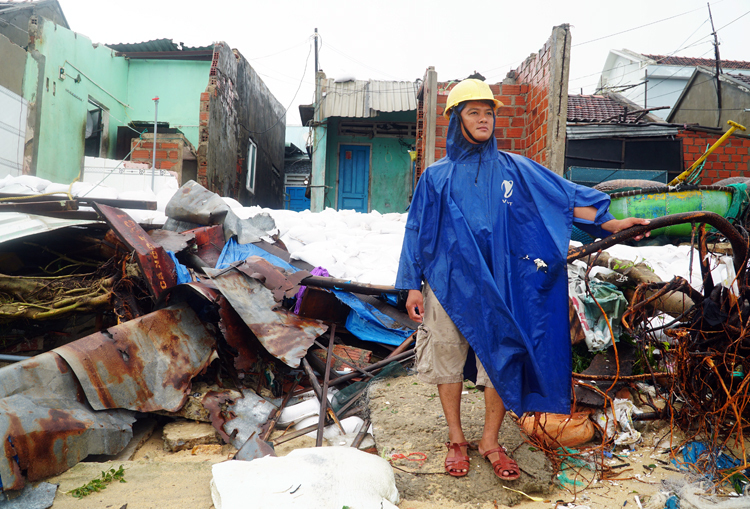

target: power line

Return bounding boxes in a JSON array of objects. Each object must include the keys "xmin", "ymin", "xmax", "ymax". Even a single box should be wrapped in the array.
[
  {"xmin": 572, "ymin": 3, "xmax": 711, "ymax": 47},
  {"xmin": 247, "ymin": 39, "xmax": 313, "ymax": 134}
]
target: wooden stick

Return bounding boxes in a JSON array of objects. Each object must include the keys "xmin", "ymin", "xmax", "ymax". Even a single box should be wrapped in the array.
[{"xmin": 317, "ymin": 324, "xmax": 337, "ymax": 446}]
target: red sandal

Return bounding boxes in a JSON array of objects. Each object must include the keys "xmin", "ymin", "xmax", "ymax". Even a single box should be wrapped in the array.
[
  {"xmin": 444, "ymin": 442, "xmax": 470, "ymax": 477},
  {"xmin": 482, "ymin": 445, "xmax": 520, "ymax": 481}
]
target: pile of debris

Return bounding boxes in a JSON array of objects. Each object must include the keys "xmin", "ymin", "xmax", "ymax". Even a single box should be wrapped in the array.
[{"xmin": 0, "ymin": 179, "xmax": 416, "ymax": 501}]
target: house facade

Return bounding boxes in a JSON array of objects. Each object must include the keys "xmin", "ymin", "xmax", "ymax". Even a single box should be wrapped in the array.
[
  {"xmin": 307, "ymin": 76, "xmax": 418, "ymax": 214},
  {"xmin": 0, "ymin": 1, "xmax": 286, "ymax": 208},
  {"xmin": 667, "ymin": 67, "xmax": 750, "ymax": 131},
  {"xmin": 597, "ymin": 50, "xmax": 750, "ymax": 121}
]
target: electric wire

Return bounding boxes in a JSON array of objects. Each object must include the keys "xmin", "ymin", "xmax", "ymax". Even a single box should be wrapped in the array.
[
  {"xmin": 572, "ymin": 3, "xmax": 713, "ymax": 47},
  {"xmin": 246, "ymin": 38, "xmax": 313, "ymax": 135}
]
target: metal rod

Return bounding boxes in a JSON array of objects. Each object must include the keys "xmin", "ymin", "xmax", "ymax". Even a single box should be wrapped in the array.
[
  {"xmin": 151, "ymin": 97, "xmax": 159, "ymax": 192},
  {"xmin": 385, "ymin": 332, "xmax": 416, "ymax": 360},
  {"xmin": 316, "ymin": 324, "xmax": 336, "ymax": 446},
  {"xmin": 272, "ymin": 405, "xmax": 363, "ymax": 446},
  {"xmin": 328, "ymin": 349, "xmax": 415, "ymax": 387},
  {"xmin": 566, "ymin": 211, "xmax": 747, "ymax": 277},
  {"xmin": 260, "ymin": 375, "xmax": 301, "ymax": 442},
  {"xmin": 314, "ymin": 28, "xmax": 319, "ymax": 74},
  {"xmin": 300, "ymin": 275, "xmax": 400, "ymax": 295},
  {"xmin": 351, "ymin": 417, "xmax": 371, "ymax": 449},
  {"xmin": 0, "ymin": 354, "xmax": 31, "ymax": 363}
]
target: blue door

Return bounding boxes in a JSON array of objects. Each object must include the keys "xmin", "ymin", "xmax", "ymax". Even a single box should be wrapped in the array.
[
  {"xmin": 337, "ymin": 145, "xmax": 369, "ymax": 212},
  {"xmin": 285, "ymin": 187, "xmax": 310, "ymax": 211}
]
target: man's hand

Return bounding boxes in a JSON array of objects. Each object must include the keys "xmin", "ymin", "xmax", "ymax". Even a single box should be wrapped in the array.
[
  {"xmin": 602, "ymin": 217, "xmax": 651, "ymax": 241},
  {"xmin": 406, "ymin": 289, "xmax": 424, "ymax": 323}
]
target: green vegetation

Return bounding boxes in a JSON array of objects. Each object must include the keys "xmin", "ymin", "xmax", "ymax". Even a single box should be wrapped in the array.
[{"xmin": 67, "ymin": 466, "xmax": 126, "ymax": 499}]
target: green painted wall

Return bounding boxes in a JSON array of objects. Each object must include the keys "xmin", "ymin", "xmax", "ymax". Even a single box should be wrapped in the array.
[
  {"xmin": 25, "ymin": 18, "xmax": 130, "ymax": 183},
  {"xmin": 22, "ymin": 18, "xmax": 209, "ymax": 184},
  {"xmin": 324, "ymin": 112, "xmax": 415, "ymax": 213},
  {"xmin": 126, "ymin": 60, "xmax": 211, "ymax": 148}
]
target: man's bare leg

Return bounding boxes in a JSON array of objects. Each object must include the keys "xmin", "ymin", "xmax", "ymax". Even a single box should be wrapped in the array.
[
  {"xmin": 478, "ymin": 387, "xmax": 515, "ymax": 477},
  {"xmin": 438, "ymin": 382, "xmax": 468, "ymax": 473}
]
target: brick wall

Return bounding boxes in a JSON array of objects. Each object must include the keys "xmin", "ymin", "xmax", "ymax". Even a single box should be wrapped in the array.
[
  {"xmin": 415, "ymin": 25, "xmax": 570, "ymax": 179},
  {"xmin": 130, "ymin": 134, "xmax": 184, "ymax": 182},
  {"xmin": 677, "ymin": 129, "xmax": 750, "ymax": 184}
]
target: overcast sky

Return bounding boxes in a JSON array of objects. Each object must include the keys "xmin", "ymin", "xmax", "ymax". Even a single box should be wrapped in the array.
[{"xmin": 58, "ymin": 0, "xmax": 748, "ymax": 126}]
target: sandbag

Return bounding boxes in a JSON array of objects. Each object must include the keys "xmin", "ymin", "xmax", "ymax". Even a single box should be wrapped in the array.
[{"xmin": 520, "ymin": 411, "xmax": 595, "ymax": 448}]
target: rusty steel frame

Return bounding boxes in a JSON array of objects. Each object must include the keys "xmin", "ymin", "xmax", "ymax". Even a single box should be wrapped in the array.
[
  {"xmin": 204, "ymin": 267, "xmax": 327, "ymax": 368},
  {"xmin": 94, "ymin": 203, "xmax": 177, "ymax": 299},
  {"xmin": 567, "ymin": 212, "xmax": 748, "ymax": 278},
  {"xmin": 54, "ymin": 302, "xmax": 216, "ymax": 413}
]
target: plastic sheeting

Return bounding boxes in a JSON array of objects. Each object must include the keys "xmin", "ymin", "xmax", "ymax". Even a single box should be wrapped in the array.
[{"xmin": 216, "ymin": 239, "xmax": 414, "ymax": 346}]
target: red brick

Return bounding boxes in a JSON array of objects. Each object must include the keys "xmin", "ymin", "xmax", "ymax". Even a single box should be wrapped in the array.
[
  {"xmin": 435, "ymin": 137, "xmax": 446, "ymax": 148},
  {"xmin": 140, "ymin": 142, "xmax": 154, "ymax": 149},
  {"xmin": 200, "ymin": 92, "xmax": 209, "ymax": 102},
  {"xmin": 496, "ymin": 95, "xmax": 511, "ymax": 105},
  {"xmin": 154, "ymin": 150, "xmax": 167, "ymax": 159},
  {"xmin": 502, "ymin": 84, "xmax": 521, "ymax": 95},
  {"xmin": 436, "ymin": 95, "xmax": 447, "ymax": 105},
  {"xmin": 200, "ymin": 112, "xmax": 209, "ymax": 121},
  {"xmin": 719, "ymin": 170, "xmax": 731, "ymax": 178},
  {"xmin": 159, "ymin": 161, "xmax": 175, "ymax": 170},
  {"xmin": 497, "ymin": 106, "xmax": 514, "ymax": 117},
  {"xmin": 131, "ymin": 150, "xmax": 150, "ymax": 159},
  {"xmin": 436, "ymin": 115, "xmax": 449, "ymax": 127},
  {"xmin": 520, "ymin": 84, "xmax": 529, "ymax": 94},
  {"xmin": 497, "ymin": 139, "xmax": 512, "ymax": 150},
  {"xmin": 514, "ymin": 95, "xmax": 526, "ymax": 106},
  {"xmin": 507, "ymin": 128, "xmax": 523, "ymax": 139},
  {"xmin": 516, "ymin": 107, "xmax": 526, "ymax": 116},
  {"xmin": 494, "ymin": 128, "xmax": 505, "ymax": 139},
  {"xmin": 688, "ymin": 146, "xmax": 700, "ymax": 153},
  {"xmin": 489, "ymin": 84, "xmax": 501, "ymax": 94},
  {"xmin": 510, "ymin": 117, "xmax": 524, "ymax": 127},
  {"xmin": 682, "ymin": 138, "xmax": 694, "ymax": 146},
  {"xmin": 495, "ymin": 117, "xmax": 510, "ymax": 128},
  {"xmin": 161, "ymin": 142, "xmax": 179, "ymax": 149}
]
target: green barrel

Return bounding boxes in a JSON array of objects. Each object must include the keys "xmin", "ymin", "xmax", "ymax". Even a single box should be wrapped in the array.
[{"xmin": 608, "ymin": 186, "xmax": 735, "ymax": 237}]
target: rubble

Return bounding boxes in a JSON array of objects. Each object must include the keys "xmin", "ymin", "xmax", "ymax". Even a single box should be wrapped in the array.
[{"xmin": 162, "ymin": 421, "xmax": 223, "ymax": 452}]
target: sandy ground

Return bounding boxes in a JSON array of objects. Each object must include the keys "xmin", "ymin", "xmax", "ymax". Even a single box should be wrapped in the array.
[{"xmin": 35, "ymin": 373, "xmax": 710, "ymax": 508}]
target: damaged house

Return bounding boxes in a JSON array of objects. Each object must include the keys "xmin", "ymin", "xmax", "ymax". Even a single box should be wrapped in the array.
[
  {"xmin": 0, "ymin": 0, "xmax": 285, "ymax": 207},
  {"xmin": 303, "ymin": 76, "xmax": 418, "ymax": 213}
]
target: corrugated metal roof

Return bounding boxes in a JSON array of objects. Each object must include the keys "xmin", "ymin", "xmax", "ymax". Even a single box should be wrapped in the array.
[
  {"xmin": 105, "ymin": 38, "xmax": 214, "ymax": 53},
  {"xmin": 567, "ymin": 124, "xmax": 679, "ymax": 140},
  {"xmin": 320, "ymin": 79, "xmax": 418, "ymax": 119}
]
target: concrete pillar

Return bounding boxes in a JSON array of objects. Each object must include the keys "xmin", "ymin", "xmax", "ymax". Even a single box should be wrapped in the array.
[
  {"xmin": 423, "ymin": 67, "xmax": 438, "ymax": 169},
  {"xmin": 310, "ymin": 71, "xmax": 327, "ymax": 212},
  {"xmin": 546, "ymin": 24, "xmax": 571, "ymax": 176}
]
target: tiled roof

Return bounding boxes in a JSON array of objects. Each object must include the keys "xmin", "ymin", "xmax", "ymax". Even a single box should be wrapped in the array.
[
  {"xmin": 642, "ymin": 54, "xmax": 750, "ymax": 70},
  {"xmin": 567, "ymin": 95, "xmax": 643, "ymax": 123},
  {"xmin": 728, "ymin": 73, "xmax": 750, "ymax": 86}
]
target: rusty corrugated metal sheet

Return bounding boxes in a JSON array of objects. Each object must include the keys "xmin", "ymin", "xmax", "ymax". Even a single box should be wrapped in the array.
[
  {"xmin": 94, "ymin": 203, "xmax": 177, "ymax": 299},
  {"xmin": 0, "ymin": 352, "xmax": 135, "ymax": 491},
  {"xmin": 321, "ymin": 79, "xmax": 418, "ymax": 119},
  {"xmin": 54, "ymin": 302, "xmax": 216, "ymax": 413},
  {"xmin": 205, "ymin": 267, "xmax": 327, "ymax": 368}
]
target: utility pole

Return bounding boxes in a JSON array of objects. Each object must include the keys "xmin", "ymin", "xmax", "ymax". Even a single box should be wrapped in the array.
[
  {"xmin": 314, "ymin": 28, "xmax": 319, "ymax": 74},
  {"xmin": 708, "ymin": 2, "xmax": 722, "ymax": 124}
]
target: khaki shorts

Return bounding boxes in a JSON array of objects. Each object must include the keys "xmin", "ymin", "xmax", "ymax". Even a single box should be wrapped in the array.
[{"xmin": 415, "ymin": 283, "xmax": 493, "ymax": 388}]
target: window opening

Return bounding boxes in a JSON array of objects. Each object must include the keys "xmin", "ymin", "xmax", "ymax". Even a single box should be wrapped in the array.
[{"xmin": 246, "ymin": 138, "xmax": 257, "ymax": 194}]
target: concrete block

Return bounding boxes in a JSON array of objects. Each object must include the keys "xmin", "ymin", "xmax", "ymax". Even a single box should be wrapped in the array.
[{"xmin": 163, "ymin": 420, "xmax": 223, "ymax": 452}]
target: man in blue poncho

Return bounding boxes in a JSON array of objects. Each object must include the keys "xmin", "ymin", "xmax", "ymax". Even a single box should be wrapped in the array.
[{"xmin": 396, "ymin": 79, "xmax": 648, "ymax": 480}]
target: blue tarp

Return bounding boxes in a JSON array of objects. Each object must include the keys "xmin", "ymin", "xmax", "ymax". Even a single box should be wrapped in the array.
[
  {"xmin": 216, "ymin": 239, "xmax": 413, "ymax": 346},
  {"xmin": 167, "ymin": 251, "xmax": 192, "ymax": 284}
]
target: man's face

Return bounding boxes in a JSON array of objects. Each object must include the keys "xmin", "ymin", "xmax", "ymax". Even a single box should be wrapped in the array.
[{"xmin": 458, "ymin": 101, "xmax": 495, "ymax": 143}]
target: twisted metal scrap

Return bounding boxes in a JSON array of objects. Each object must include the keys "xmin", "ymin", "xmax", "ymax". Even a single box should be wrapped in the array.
[{"xmin": 569, "ymin": 212, "xmax": 750, "ymax": 482}]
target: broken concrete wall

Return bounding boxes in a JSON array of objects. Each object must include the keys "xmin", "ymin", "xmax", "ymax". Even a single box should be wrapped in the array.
[
  {"xmin": 415, "ymin": 24, "xmax": 572, "ymax": 179},
  {"xmin": 0, "ymin": 0, "xmax": 69, "ymax": 49},
  {"xmin": 199, "ymin": 43, "xmax": 286, "ymax": 208}
]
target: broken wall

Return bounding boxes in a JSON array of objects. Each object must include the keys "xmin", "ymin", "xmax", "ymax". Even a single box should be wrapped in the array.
[
  {"xmin": 416, "ymin": 24, "xmax": 571, "ymax": 179},
  {"xmin": 678, "ymin": 128, "xmax": 750, "ymax": 184},
  {"xmin": 199, "ymin": 43, "xmax": 286, "ymax": 208},
  {"xmin": 0, "ymin": 32, "xmax": 28, "ymax": 177}
]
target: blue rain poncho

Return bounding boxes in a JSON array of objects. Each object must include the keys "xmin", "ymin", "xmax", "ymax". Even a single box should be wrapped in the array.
[{"xmin": 396, "ymin": 108, "xmax": 615, "ymax": 415}]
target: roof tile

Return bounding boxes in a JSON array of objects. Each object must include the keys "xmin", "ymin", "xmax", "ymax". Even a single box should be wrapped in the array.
[
  {"xmin": 642, "ymin": 54, "xmax": 750, "ymax": 70},
  {"xmin": 567, "ymin": 95, "xmax": 643, "ymax": 123}
]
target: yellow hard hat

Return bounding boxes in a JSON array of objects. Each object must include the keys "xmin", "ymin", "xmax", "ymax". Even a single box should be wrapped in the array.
[{"xmin": 443, "ymin": 79, "xmax": 503, "ymax": 119}]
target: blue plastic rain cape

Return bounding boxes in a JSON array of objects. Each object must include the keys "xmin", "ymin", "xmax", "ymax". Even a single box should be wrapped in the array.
[{"xmin": 396, "ymin": 109, "xmax": 615, "ymax": 415}]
